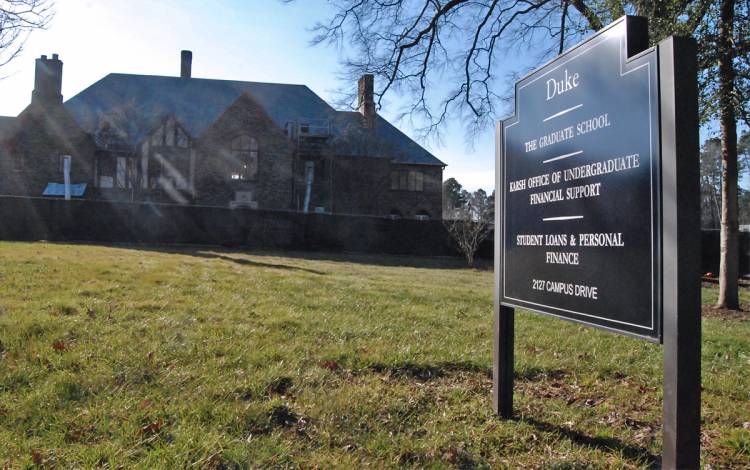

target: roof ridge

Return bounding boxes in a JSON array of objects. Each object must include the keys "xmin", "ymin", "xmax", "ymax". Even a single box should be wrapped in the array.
[
  {"xmin": 62, "ymin": 72, "xmax": 445, "ymax": 166},
  {"xmin": 105, "ymin": 72, "xmax": 310, "ymax": 88}
]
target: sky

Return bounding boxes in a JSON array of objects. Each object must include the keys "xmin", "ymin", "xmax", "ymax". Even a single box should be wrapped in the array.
[
  {"xmin": 0, "ymin": 0, "xmax": 746, "ymax": 191},
  {"xmin": 0, "ymin": 0, "xmax": 497, "ymax": 191}
]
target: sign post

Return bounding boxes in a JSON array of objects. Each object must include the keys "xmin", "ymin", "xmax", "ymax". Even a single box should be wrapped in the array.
[
  {"xmin": 493, "ymin": 16, "xmax": 700, "ymax": 469},
  {"xmin": 659, "ymin": 35, "xmax": 701, "ymax": 469}
]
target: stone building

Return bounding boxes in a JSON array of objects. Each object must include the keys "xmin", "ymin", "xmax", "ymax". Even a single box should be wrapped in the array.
[
  {"xmin": 0, "ymin": 54, "xmax": 95, "ymax": 197},
  {"xmin": 0, "ymin": 51, "xmax": 445, "ymax": 219}
]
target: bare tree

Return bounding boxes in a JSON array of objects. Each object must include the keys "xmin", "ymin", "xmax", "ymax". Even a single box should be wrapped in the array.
[
  {"xmin": 292, "ymin": 0, "xmax": 614, "ymax": 140},
  {"xmin": 0, "ymin": 0, "xmax": 54, "ymax": 70},
  {"xmin": 712, "ymin": 0, "xmax": 743, "ymax": 309},
  {"xmin": 646, "ymin": 0, "xmax": 749, "ymax": 309},
  {"xmin": 683, "ymin": 0, "xmax": 750, "ymax": 308},
  {"xmin": 444, "ymin": 188, "xmax": 493, "ymax": 267},
  {"xmin": 296, "ymin": 0, "xmax": 746, "ymax": 307}
]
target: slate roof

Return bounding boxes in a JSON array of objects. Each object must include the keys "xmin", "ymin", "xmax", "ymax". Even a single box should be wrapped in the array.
[
  {"xmin": 64, "ymin": 74, "xmax": 445, "ymax": 166},
  {"xmin": 329, "ymin": 112, "xmax": 446, "ymax": 165}
]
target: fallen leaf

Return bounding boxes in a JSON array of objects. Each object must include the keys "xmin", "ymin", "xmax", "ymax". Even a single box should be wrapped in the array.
[
  {"xmin": 320, "ymin": 360, "xmax": 339, "ymax": 371},
  {"xmin": 52, "ymin": 341, "xmax": 66, "ymax": 351},
  {"xmin": 139, "ymin": 419, "xmax": 163, "ymax": 435},
  {"xmin": 138, "ymin": 399, "xmax": 153, "ymax": 410},
  {"xmin": 31, "ymin": 449, "xmax": 43, "ymax": 465}
]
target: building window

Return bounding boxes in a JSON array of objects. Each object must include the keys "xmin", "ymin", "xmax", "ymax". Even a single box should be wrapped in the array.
[
  {"xmin": 165, "ymin": 120, "xmax": 175, "ymax": 146},
  {"xmin": 97, "ymin": 155, "xmax": 115, "ymax": 188},
  {"xmin": 177, "ymin": 128, "xmax": 188, "ymax": 148},
  {"xmin": 390, "ymin": 170, "xmax": 424, "ymax": 191},
  {"xmin": 99, "ymin": 176, "xmax": 114, "ymax": 188},
  {"xmin": 230, "ymin": 135, "xmax": 258, "ymax": 181},
  {"xmin": 410, "ymin": 171, "xmax": 423, "ymax": 191},
  {"xmin": 151, "ymin": 125, "xmax": 164, "ymax": 146},
  {"xmin": 116, "ymin": 157, "xmax": 127, "ymax": 188},
  {"xmin": 415, "ymin": 210, "xmax": 430, "ymax": 221}
]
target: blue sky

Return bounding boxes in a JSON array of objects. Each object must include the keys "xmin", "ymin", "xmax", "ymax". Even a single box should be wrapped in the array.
[{"xmin": 0, "ymin": 0, "xmax": 745, "ymax": 191}]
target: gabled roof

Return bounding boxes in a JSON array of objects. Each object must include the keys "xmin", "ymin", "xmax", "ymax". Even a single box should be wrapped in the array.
[
  {"xmin": 7, "ymin": 100, "xmax": 92, "ymax": 155},
  {"xmin": 63, "ymin": 73, "xmax": 445, "ymax": 166},
  {"xmin": 331, "ymin": 112, "xmax": 445, "ymax": 166}
]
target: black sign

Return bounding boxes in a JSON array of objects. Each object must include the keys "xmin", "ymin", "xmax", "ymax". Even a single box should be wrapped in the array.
[{"xmin": 499, "ymin": 17, "xmax": 661, "ymax": 340}]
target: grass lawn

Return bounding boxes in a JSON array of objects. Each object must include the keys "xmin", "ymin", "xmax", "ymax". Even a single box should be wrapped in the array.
[{"xmin": 0, "ymin": 241, "xmax": 748, "ymax": 469}]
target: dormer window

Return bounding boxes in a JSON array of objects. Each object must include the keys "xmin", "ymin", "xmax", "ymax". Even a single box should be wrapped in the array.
[
  {"xmin": 230, "ymin": 135, "xmax": 258, "ymax": 180},
  {"xmin": 176, "ymin": 128, "xmax": 188, "ymax": 148},
  {"xmin": 152, "ymin": 125, "xmax": 164, "ymax": 146}
]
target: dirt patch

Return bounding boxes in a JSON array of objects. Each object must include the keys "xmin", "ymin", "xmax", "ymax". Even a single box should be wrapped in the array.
[
  {"xmin": 702, "ymin": 278, "xmax": 750, "ymax": 288},
  {"xmin": 702, "ymin": 305, "xmax": 749, "ymax": 320},
  {"xmin": 267, "ymin": 377, "xmax": 294, "ymax": 395},
  {"xmin": 268, "ymin": 405, "xmax": 299, "ymax": 427},
  {"xmin": 366, "ymin": 361, "xmax": 491, "ymax": 382}
]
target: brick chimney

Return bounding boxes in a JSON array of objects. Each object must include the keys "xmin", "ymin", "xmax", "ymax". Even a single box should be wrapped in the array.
[
  {"xmin": 357, "ymin": 74, "xmax": 376, "ymax": 129},
  {"xmin": 32, "ymin": 54, "xmax": 63, "ymax": 105},
  {"xmin": 180, "ymin": 50, "xmax": 192, "ymax": 78}
]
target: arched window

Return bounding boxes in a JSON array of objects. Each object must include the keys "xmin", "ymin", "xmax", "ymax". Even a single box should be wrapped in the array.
[{"xmin": 230, "ymin": 135, "xmax": 258, "ymax": 180}]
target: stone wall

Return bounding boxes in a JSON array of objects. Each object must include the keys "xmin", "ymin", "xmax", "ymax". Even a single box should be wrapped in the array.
[
  {"xmin": 0, "ymin": 197, "xmax": 744, "ymax": 271},
  {"xmin": 329, "ymin": 155, "xmax": 391, "ymax": 216},
  {"xmin": 0, "ymin": 95, "xmax": 444, "ymax": 219},
  {"xmin": 0, "ymin": 101, "xmax": 95, "ymax": 196},
  {"xmin": 0, "ymin": 196, "xmax": 460, "ymax": 257},
  {"xmin": 195, "ymin": 93, "xmax": 294, "ymax": 210},
  {"xmin": 386, "ymin": 164, "xmax": 443, "ymax": 220}
]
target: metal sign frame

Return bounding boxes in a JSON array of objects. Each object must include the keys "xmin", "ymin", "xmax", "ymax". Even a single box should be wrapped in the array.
[
  {"xmin": 493, "ymin": 16, "xmax": 700, "ymax": 469},
  {"xmin": 498, "ymin": 16, "xmax": 661, "ymax": 340}
]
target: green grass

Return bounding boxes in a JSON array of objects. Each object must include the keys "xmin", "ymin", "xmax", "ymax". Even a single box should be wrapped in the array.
[{"xmin": 0, "ymin": 241, "xmax": 748, "ymax": 469}]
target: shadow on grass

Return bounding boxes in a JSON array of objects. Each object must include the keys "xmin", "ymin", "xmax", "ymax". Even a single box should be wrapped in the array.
[
  {"xmin": 53, "ymin": 241, "xmax": 489, "ymax": 271},
  {"xmin": 358, "ymin": 362, "xmax": 658, "ymax": 467},
  {"xmin": 515, "ymin": 367, "xmax": 568, "ymax": 381},
  {"xmin": 95, "ymin": 243, "xmax": 328, "ymax": 275},
  {"xmin": 366, "ymin": 361, "xmax": 492, "ymax": 381},
  {"xmin": 516, "ymin": 416, "xmax": 660, "ymax": 469},
  {"xmin": 186, "ymin": 250, "xmax": 328, "ymax": 275},
  {"xmin": 284, "ymin": 249, "xmax": 492, "ymax": 271}
]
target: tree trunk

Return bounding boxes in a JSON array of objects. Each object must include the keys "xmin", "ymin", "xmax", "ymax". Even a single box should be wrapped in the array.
[{"xmin": 717, "ymin": 0, "xmax": 739, "ymax": 309}]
